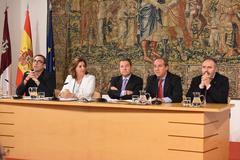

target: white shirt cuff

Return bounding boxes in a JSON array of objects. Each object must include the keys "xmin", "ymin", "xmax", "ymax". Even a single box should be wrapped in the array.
[{"xmin": 162, "ymin": 97, "xmax": 172, "ymax": 103}]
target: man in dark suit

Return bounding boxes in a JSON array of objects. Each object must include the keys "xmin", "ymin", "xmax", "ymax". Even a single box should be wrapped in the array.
[
  {"xmin": 16, "ymin": 54, "xmax": 55, "ymax": 97},
  {"xmin": 186, "ymin": 58, "xmax": 229, "ymax": 103},
  {"xmin": 146, "ymin": 58, "xmax": 183, "ymax": 103},
  {"xmin": 108, "ymin": 58, "xmax": 143, "ymax": 100}
]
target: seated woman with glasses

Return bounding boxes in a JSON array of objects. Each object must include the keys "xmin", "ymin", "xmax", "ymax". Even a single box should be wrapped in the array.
[
  {"xmin": 16, "ymin": 54, "xmax": 56, "ymax": 97},
  {"xmin": 59, "ymin": 57, "xmax": 96, "ymax": 100}
]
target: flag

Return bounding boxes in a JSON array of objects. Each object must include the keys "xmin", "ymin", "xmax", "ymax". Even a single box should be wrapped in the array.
[
  {"xmin": 16, "ymin": 9, "xmax": 33, "ymax": 86},
  {"xmin": 46, "ymin": 3, "xmax": 56, "ymax": 86},
  {"xmin": 0, "ymin": 7, "xmax": 12, "ymax": 96}
]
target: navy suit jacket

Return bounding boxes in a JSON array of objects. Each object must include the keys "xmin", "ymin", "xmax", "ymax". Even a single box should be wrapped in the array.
[
  {"xmin": 108, "ymin": 74, "xmax": 143, "ymax": 100},
  {"xmin": 186, "ymin": 72, "xmax": 229, "ymax": 103},
  {"xmin": 145, "ymin": 72, "xmax": 183, "ymax": 102}
]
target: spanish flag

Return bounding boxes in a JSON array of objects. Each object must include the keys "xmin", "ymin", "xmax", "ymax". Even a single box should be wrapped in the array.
[{"xmin": 16, "ymin": 9, "xmax": 33, "ymax": 86}]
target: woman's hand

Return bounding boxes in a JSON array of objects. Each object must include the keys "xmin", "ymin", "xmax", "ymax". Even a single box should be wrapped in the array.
[{"xmin": 59, "ymin": 89, "xmax": 75, "ymax": 98}]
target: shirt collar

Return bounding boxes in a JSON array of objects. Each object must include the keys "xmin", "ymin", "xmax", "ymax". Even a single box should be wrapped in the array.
[
  {"xmin": 157, "ymin": 73, "xmax": 167, "ymax": 81},
  {"xmin": 122, "ymin": 74, "xmax": 131, "ymax": 80}
]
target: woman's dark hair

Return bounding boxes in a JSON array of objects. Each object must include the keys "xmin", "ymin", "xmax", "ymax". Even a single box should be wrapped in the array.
[{"xmin": 69, "ymin": 57, "xmax": 88, "ymax": 79}]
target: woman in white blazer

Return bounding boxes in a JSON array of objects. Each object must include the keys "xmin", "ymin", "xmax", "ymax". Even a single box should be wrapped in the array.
[{"xmin": 60, "ymin": 57, "xmax": 95, "ymax": 100}]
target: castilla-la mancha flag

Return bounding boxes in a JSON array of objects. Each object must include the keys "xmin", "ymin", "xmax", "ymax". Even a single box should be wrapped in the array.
[
  {"xmin": 0, "ymin": 8, "xmax": 12, "ymax": 95},
  {"xmin": 16, "ymin": 9, "xmax": 33, "ymax": 86}
]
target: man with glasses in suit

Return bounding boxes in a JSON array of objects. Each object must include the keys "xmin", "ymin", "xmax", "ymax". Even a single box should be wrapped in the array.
[{"xmin": 16, "ymin": 54, "xmax": 55, "ymax": 97}]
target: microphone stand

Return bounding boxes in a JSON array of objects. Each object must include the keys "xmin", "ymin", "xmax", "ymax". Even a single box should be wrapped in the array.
[
  {"xmin": 52, "ymin": 82, "xmax": 69, "ymax": 101},
  {"xmin": 4, "ymin": 79, "xmax": 22, "ymax": 99},
  {"xmin": 96, "ymin": 79, "xmax": 107, "ymax": 102}
]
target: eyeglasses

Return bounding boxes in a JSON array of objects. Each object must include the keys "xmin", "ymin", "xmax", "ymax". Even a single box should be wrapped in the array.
[{"xmin": 33, "ymin": 59, "xmax": 44, "ymax": 64}]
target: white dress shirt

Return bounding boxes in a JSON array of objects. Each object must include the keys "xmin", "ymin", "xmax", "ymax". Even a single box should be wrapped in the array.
[{"xmin": 61, "ymin": 74, "xmax": 96, "ymax": 100}]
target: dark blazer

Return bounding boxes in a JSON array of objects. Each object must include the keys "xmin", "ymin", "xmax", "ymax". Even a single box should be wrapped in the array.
[
  {"xmin": 108, "ymin": 74, "xmax": 143, "ymax": 100},
  {"xmin": 186, "ymin": 72, "xmax": 229, "ymax": 103},
  {"xmin": 16, "ymin": 69, "xmax": 56, "ymax": 97},
  {"xmin": 145, "ymin": 72, "xmax": 183, "ymax": 102}
]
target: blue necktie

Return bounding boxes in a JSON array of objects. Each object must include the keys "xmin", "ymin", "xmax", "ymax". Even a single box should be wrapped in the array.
[{"xmin": 121, "ymin": 78, "xmax": 128, "ymax": 92}]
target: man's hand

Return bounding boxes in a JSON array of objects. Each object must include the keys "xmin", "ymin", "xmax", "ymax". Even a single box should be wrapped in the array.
[
  {"xmin": 200, "ymin": 72, "xmax": 211, "ymax": 89},
  {"xmin": 110, "ymin": 86, "xmax": 118, "ymax": 90},
  {"xmin": 125, "ymin": 90, "xmax": 133, "ymax": 95},
  {"xmin": 24, "ymin": 71, "xmax": 38, "ymax": 85}
]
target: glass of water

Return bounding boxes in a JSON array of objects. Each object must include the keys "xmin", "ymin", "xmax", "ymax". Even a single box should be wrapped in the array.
[
  {"xmin": 182, "ymin": 97, "xmax": 191, "ymax": 107},
  {"xmin": 37, "ymin": 92, "xmax": 45, "ymax": 100},
  {"xmin": 28, "ymin": 87, "xmax": 38, "ymax": 99},
  {"xmin": 132, "ymin": 95, "xmax": 139, "ymax": 103}
]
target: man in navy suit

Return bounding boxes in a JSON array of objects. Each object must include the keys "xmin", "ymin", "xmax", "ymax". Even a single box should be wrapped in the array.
[
  {"xmin": 145, "ymin": 58, "xmax": 183, "ymax": 103},
  {"xmin": 108, "ymin": 58, "xmax": 143, "ymax": 100},
  {"xmin": 187, "ymin": 58, "xmax": 229, "ymax": 103}
]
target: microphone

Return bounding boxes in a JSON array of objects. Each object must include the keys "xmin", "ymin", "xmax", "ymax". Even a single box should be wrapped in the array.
[
  {"xmin": 95, "ymin": 79, "xmax": 107, "ymax": 102},
  {"xmin": 52, "ymin": 82, "xmax": 69, "ymax": 101},
  {"xmin": 4, "ymin": 79, "xmax": 22, "ymax": 99}
]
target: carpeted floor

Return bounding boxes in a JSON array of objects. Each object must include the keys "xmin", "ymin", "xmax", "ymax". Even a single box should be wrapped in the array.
[{"xmin": 230, "ymin": 142, "xmax": 240, "ymax": 160}]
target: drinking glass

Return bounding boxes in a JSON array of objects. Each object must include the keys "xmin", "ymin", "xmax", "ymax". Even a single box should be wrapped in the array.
[
  {"xmin": 182, "ymin": 97, "xmax": 191, "ymax": 107},
  {"xmin": 28, "ymin": 87, "xmax": 38, "ymax": 99},
  {"xmin": 37, "ymin": 92, "xmax": 45, "ymax": 100},
  {"xmin": 132, "ymin": 95, "xmax": 139, "ymax": 103}
]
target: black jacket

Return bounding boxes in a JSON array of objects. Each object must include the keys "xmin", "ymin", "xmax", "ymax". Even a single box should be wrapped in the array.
[
  {"xmin": 108, "ymin": 74, "xmax": 143, "ymax": 100},
  {"xmin": 16, "ymin": 70, "xmax": 55, "ymax": 97},
  {"xmin": 186, "ymin": 72, "xmax": 229, "ymax": 103},
  {"xmin": 145, "ymin": 72, "xmax": 183, "ymax": 102}
]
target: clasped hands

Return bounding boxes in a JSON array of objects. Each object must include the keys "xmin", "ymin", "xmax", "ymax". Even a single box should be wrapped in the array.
[
  {"xmin": 24, "ymin": 71, "xmax": 40, "ymax": 86},
  {"xmin": 199, "ymin": 72, "xmax": 211, "ymax": 89}
]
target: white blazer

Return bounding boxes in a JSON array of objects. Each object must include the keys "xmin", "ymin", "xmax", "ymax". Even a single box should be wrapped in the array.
[{"xmin": 61, "ymin": 74, "xmax": 96, "ymax": 100}]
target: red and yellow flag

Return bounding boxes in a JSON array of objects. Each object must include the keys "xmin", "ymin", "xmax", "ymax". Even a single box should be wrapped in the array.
[{"xmin": 16, "ymin": 9, "xmax": 33, "ymax": 86}]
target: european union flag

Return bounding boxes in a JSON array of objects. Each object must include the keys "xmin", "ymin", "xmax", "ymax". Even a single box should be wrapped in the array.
[{"xmin": 46, "ymin": 3, "xmax": 56, "ymax": 87}]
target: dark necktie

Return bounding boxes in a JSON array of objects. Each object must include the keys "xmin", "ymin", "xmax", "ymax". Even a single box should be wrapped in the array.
[
  {"xmin": 121, "ymin": 79, "xmax": 128, "ymax": 92},
  {"xmin": 158, "ymin": 79, "xmax": 163, "ymax": 98}
]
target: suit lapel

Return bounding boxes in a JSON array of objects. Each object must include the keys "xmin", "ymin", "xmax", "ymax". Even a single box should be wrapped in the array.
[
  {"xmin": 118, "ymin": 76, "xmax": 123, "ymax": 90},
  {"xmin": 163, "ymin": 73, "xmax": 170, "ymax": 97},
  {"xmin": 153, "ymin": 76, "xmax": 159, "ymax": 97},
  {"xmin": 125, "ymin": 75, "xmax": 133, "ymax": 90},
  {"xmin": 210, "ymin": 72, "xmax": 218, "ymax": 86}
]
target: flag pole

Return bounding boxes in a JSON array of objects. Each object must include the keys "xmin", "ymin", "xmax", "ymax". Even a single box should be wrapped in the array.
[
  {"xmin": 5, "ymin": 0, "xmax": 7, "ymax": 9},
  {"xmin": 27, "ymin": 1, "xmax": 29, "ymax": 11}
]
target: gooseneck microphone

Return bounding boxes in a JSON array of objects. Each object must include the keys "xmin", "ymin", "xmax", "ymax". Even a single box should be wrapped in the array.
[
  {"xmin": 4, "ymin": 79, "xmax": 22, "ymax": 99},
  {"xmin": 52, "ymin": 82, "xmax": 69, "ymax": 101}
]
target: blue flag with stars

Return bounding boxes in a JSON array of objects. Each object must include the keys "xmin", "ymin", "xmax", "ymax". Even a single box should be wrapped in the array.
[{"xmin": 46, "ymin": 3, "xmax": 56, "ymax": 87}]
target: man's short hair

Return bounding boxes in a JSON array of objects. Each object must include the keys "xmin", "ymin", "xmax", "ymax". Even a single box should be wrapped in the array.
[
  {"xmin": 203, "ymin": 57, "xmax": 217, "ymax": 65},
  {"xmin": 120, "ymin": 58, "xmax": 132, "ymax": 66},
  {"xmin": 154, "ymin": 57, "xmax": 169, "ymax": 66},
  {"xmin": 34, "ymin": 54, "xmax": 46, "ymax": 64}
]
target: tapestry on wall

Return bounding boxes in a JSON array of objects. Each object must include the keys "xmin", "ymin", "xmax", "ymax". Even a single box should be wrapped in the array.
[{"xmin": 51, "ymin": 0, "xmax": 240, "ymax": 97}]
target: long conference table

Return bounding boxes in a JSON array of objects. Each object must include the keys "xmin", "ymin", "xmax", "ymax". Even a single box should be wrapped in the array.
[{"xmin": 0, "ymin": 98, "xmax": 232, "ymax": 160}]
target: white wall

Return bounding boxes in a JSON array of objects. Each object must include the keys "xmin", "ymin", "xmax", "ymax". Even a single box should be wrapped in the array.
[
  {"xmin": 0, "ymin": 0, "xmax": 47, "ymax": 91},
  {"xmin": 230, "ymin": 100, "xmax": 240, "ymax": 142}
]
